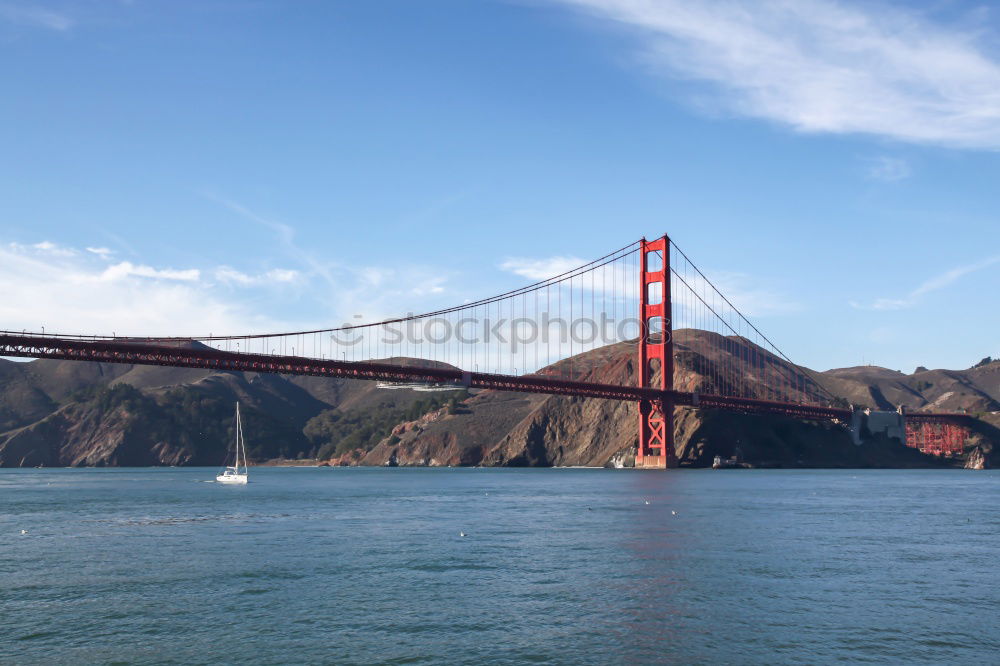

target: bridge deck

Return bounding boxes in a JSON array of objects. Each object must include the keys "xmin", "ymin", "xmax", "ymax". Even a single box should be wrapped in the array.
[{"xmin": 0, "ymin": 333, "xmax": 969, "ymax": 425}]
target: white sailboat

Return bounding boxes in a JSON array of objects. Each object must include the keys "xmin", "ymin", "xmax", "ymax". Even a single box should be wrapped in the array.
[{"xmin": 217, "ymin": 402, "xmax": 249, "ymax": 484}]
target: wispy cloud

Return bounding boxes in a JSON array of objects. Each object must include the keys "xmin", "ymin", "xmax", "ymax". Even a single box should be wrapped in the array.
[
  {"xmin": 345, "ymin": 265, "xmax": 450, "ymax": 307},
  {"xmin": 204, "ymin": 192, "xmax": 338, "ymax": 288},
  {"xmin": 7, "ymin": 243, "xmax": 203, "ymax": 283},
  {"xmin": 553, "ymin": 0, "xmax": 1000, "ymax": 149},
  {"xmin": 11, "ymin": 240, "xmax": 77, "ymax": 257},
  {"xmin": 852, "ymin": 254, "xmax": 1000, "ymax": 310},
  {"xmin": 0, "ymin": 241, "xmax": 281, "ymax": 337},
  {"xmin": 99, "ymin": 262, "xmax": 200, "ymax": 282},
  {"xmin": 0, "ymin": 237, "xmax": 469, "ymax": 343},
  {"xmin": 501, "ymin": 254, "xmax": 798, "ymax": 316},
  {"xmin": 86, "ymin": 246, "xmax": 113, "ymax": 258},
  {"xmin": 410, "ymin": 275, "xmax": 447, "ymax": 296},
  {"xmin": 866, "ymin": 156, "xmax": 911, "ymax": 182},
  {"xmin": 673, "ymin": 270, "xmax": 802, "ymax": 318},
  {"xmin": 500, "ymin": 255, "xmax": 587, "ymax": 281},
  {"xmin": 214, "ymin": 266, "xmax": 300, "ymax": 286},
  {"xmin": 0, "ymin": 3, "xmax": 73, "ymax": 31},
  {"xmin": 204, "ymin": 193, "xmax": 457, "ymax": 318}
]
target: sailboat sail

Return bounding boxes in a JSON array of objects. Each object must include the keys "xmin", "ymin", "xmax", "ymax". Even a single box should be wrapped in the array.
[{"xmin": 216, "ymin": 402, "xmax": 249, "ymax": 484}]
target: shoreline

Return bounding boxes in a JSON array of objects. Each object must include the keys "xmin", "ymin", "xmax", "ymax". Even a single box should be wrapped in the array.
[{"xmin": 6, "ymin": 462, "xmax": 978, "ymax": 471}]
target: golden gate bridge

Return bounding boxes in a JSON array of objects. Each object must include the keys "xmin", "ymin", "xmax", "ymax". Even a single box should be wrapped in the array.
[{"xmin": 0, "ymin": 235, "xmax": 972, "ymax": 466}]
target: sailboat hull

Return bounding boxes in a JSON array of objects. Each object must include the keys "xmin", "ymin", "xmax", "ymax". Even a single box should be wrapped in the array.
[{"xmin": 216, "ymin": 473, "xmax": 248, "ymax": 485}]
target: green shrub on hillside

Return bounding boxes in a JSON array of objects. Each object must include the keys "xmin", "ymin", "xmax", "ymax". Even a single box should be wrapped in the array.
[{"xmin": 306, "ymin": 390, "xmax": 469, "ymax": 459}]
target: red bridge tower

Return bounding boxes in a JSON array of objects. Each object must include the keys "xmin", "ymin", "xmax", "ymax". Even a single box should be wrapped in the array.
[{"xmin": 637, "ymin": 235, "xmax": 676, "ymax": 468}]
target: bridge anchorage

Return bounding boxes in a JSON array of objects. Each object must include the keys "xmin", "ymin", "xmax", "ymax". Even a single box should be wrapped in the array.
[{"xmin": 0, "ymin": 234, "xmax": 973, "ymax": 466}]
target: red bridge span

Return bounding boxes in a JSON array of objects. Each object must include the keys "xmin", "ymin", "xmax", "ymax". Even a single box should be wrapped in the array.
[{"xmin": 0, "ymin": 235, "xmax": 973, "ymax": 466}]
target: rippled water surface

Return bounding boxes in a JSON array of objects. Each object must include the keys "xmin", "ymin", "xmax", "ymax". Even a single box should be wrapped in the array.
[{"xmin": 2, "ymin": 467, "xmax": 998, "ymax": 664}]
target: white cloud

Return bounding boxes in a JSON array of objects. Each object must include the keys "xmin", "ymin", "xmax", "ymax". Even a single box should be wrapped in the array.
[
  {"xmin": 866, "ymin": 156, "xmax": 911, "ymax": 182},
  {"xmin": 909, "ymin": 256, "xmax": 1000, "ymax": 298},
  {"xmin": 500, "ymin": 256, "xmax": 588, "ymax": 280},
  {"xmin": 86, "ymin": 246, "xmax": 113, "ymax": 258},
  {"xmin": 9, "ymin": 241, "xmax": 77, "ymax": 257},
  {"xmin": 334, "ymin": 265, "xmax": 452, "ymax": 317},
  {"xmin": 99, "ymin": 262, "xmax": 200, "ymax": 282},
  {"xmin": 214, "ymin": 267, "xmax": 254, "ymax": 285},
  {"xmin": 553, "ymin": 0, "xmax": 1000, "ymax": 149},
  {"xmin": 0, "ymin": 243, "xmax": 280, "ymax": 337},
  {"xmin": 214, "ymin": 266, "xmax": 300, "ymax": 286},
  {"xmin": 411, "ymin": 276, "xmax": 447, "ymax": 296},
  {"xmin": 0, "ymin": 3, "xmax": 73, "ymax": 31},
  {"xmin": 853, "ymin": 254, "xmax": 1000, "ymax": 310},
  {"xmin": 0, "ymin": 238, "xmax": 462, "ymax": 353},
  {"xmin": 267, "ymin": 268, "xmax": 298, "ymax": 283}
]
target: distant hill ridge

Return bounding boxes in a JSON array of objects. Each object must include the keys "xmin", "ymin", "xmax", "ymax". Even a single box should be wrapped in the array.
[
  {"xmin": 0, "ymin": 335, "xmax": 996, "ymax": 468},
  {"xmin": 818, "ymin": 360, "xmax": 1000, "ymax": 414}
]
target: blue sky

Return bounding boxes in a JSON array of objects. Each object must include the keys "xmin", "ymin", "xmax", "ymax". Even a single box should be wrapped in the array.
[{"xmin": 0, "ymin": 0, "xmax": 997, "ymax": 372}]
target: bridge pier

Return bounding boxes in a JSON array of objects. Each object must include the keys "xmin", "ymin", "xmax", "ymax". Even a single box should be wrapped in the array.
[
  {"xmin": 637, "ymin": 397, "xmax": 675, "ymax": 468},
  {"xmin": 636, "ymin": 235, "xmax": 676, "ymax": 469}
]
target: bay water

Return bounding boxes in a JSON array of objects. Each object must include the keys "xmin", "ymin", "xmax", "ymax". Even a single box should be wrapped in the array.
[{"xmin": 2, "ymin": 468, "xmax": 997, "ymax": 664}]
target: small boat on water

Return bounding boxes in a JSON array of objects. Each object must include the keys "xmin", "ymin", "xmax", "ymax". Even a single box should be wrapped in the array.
[
  {"xmin": 217, "ymin": 402, "xmax": 249, "ymax": 485},
  {"xmin": 712, "ymin": 454, "xmax": 744, "ymax": 469}
]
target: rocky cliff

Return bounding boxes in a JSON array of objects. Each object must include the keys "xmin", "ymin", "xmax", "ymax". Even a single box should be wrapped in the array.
[
  {"xmin": 0, "ymin": 346, "xmax": 460, "ymax": 467},
  {"xmin": 342, "ymin": 332, "xmax": 998, "ymax": 469},
  {"xmin": 1, "ymin": 334, "xmax": 997, "ymax": 468}
]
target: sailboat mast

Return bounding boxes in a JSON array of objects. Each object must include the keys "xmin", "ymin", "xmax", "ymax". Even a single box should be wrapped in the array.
[
  {"xmin": 236, "ymin": 402, "xmax": 244, "ymax": 473},
  {"xmin": 240, "ymin": 406, "xmax": 246, "ymax": 472}
]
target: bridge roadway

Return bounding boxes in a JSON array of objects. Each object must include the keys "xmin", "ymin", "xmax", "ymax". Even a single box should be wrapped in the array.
[{"xmin": 0, "ymin": 332, "xmax": 970, "ymax": 426}]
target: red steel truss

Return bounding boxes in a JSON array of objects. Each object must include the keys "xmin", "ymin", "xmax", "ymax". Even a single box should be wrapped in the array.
[
  {"xmin": 637, "ymin": 235, "xmax": 675, "ymax": 469},
  {"xmin": 905, "ymin": 419, "xmax": 970, "ymax": 456},
  {"xmin": 0, "ymin": 333, "xmax": 972, "ymax": 432},
  {"xmin": 0, "ymin": 333, "xmax": 670, "ymax": 402}
]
